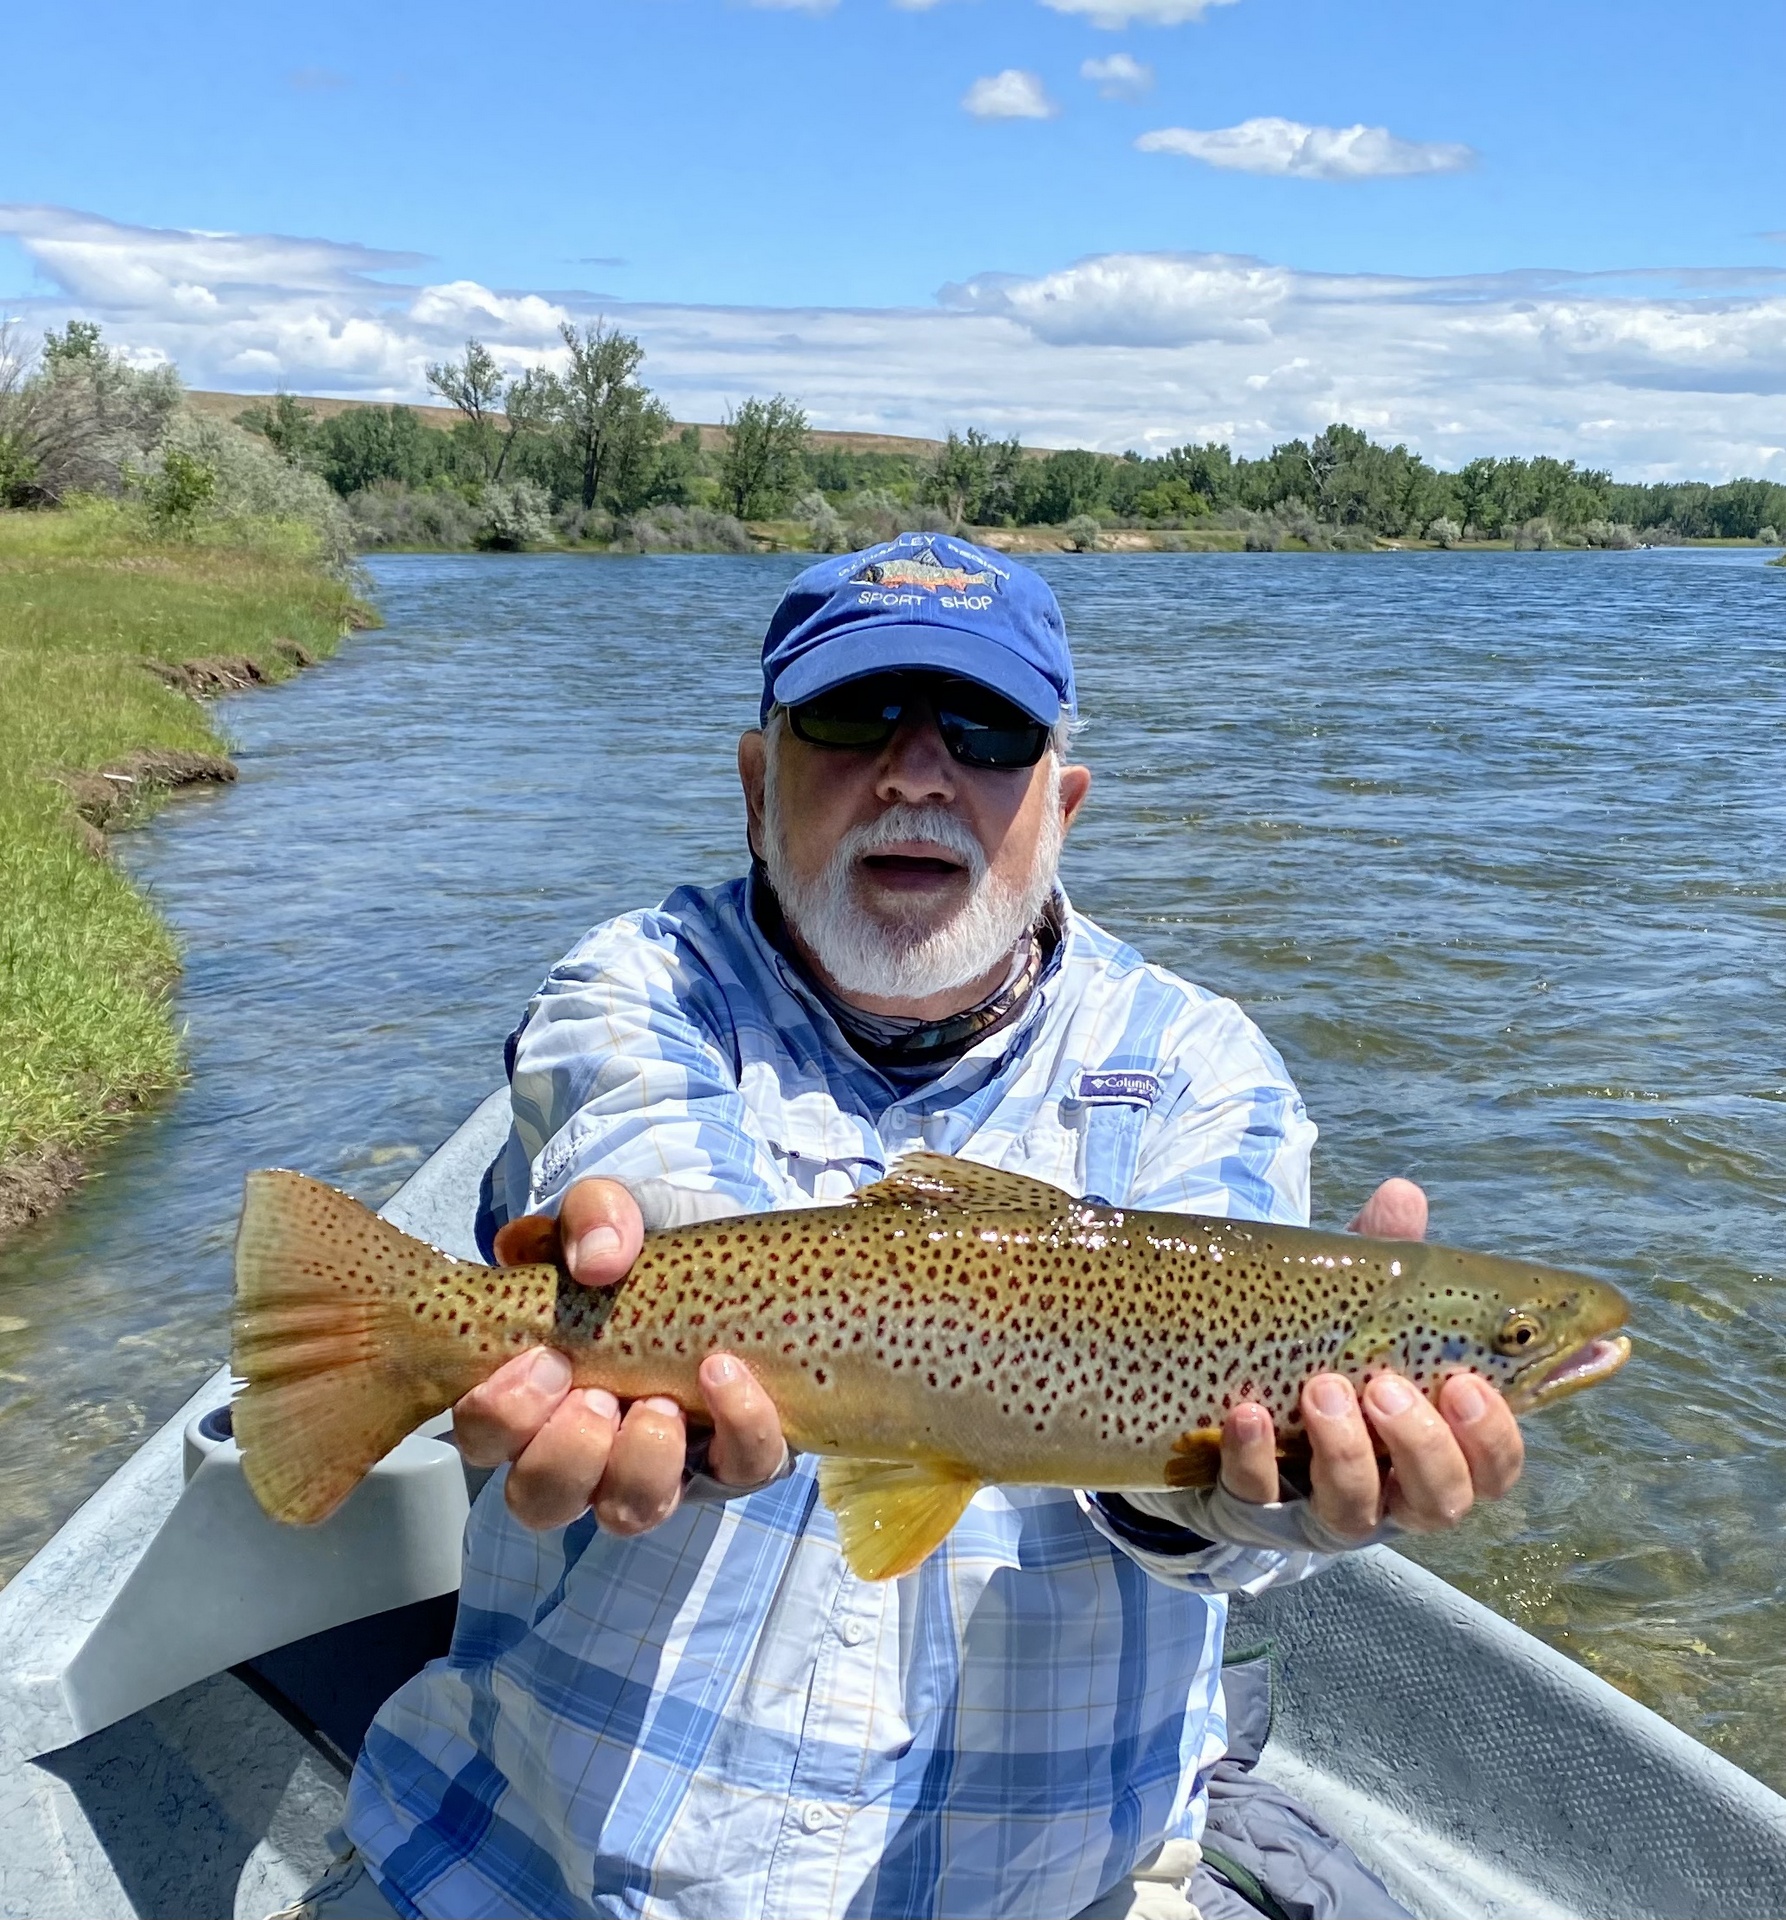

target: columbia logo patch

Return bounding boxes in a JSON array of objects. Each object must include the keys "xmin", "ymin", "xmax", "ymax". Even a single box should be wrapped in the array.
[{"xmin": 1075, "ymin": 1070, "xmax": 1162, "ymax": 1107}]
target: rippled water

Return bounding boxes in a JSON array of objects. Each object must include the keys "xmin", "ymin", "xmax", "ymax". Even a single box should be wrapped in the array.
[{"xmin": 2, "ymin": 549, "xmax": 1781, "ymax": 1786}]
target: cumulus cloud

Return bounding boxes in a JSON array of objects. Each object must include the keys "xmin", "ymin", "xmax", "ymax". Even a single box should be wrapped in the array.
[
  {"xmin": 1081, "ymin": 53, "xmax": 1153, "ymax": 99},
  {"xmin": 5, "ymin": 204, "xmax": 1784, "ymax": 480},
  {"xmin": 1138, "ymin": 117, "xmax": 1475, "ymax": 180},
  {"xmin": 1042, "ymin": 0, "xmax": 1238, "ymax": 30},
  {"xmin": 962, "ymin": 70, "xmax": 1059, "ymax": 120}
]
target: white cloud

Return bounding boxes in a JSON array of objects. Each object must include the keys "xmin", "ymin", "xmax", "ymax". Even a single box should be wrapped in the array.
[
  {"xmin": 4, "ymin": 205, "xmax": 1785, "ymax": 481},
  {"xmin": 962, "ymin": 70, "xmax": 1059, "ymax": 121},
  {"xmin": 1138, "ymin": 117, "xmax": 1475, "ymax": 179},
  {"xmin": 1043, "ymin": 0, "xmax": 1238, "ymax": 30},
  {"xmin": 1081, "ymin": 53, "xmax": 1153, "ymax": 99}
]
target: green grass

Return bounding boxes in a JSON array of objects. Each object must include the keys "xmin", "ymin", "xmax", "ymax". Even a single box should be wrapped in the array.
[{"xmin": 0, "ymin": 501, "xmax": 364, "ymax": 1200}]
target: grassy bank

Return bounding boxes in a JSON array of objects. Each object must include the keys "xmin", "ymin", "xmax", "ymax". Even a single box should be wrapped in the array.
[{"xmin": 0, "ymin": 503, "xmax": 367, "ymax": 1236}]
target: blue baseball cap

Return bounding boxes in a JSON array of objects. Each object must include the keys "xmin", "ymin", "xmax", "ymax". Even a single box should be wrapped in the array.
[{"xmin": 759, "ymin": 532, "xmax": 1076, "ymax": 727}]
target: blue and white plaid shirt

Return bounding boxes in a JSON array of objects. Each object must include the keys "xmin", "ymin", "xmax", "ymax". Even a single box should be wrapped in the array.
[{"xmin": 344, "ymin": 876, "xmax": 1320, "ymax": 1920}]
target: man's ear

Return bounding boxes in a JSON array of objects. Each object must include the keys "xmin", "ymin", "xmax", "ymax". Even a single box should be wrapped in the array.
[
  {"xmin": 739, "ymin": 729, "xmax": 767, "ymax": 861},
  {"xmin": 1058, "ymin": 761, "xmax": 1092, "ymax": 832}
]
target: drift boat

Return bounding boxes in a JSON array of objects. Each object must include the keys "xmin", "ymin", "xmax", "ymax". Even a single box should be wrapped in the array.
[{"xmin": 1, "ymin": 1092, "xmax": 1782, "ymax": 1920}]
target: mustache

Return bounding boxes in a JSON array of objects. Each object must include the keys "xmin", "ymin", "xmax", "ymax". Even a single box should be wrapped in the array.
[{"xmin": 836, "ymin": 805, "xmax": 988, "ymax": 880}]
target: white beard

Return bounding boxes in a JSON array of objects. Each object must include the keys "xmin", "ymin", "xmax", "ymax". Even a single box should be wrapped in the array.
[{"xmin": 762, "ymin": 741, "xmax": 1063, "ymax": 1002}]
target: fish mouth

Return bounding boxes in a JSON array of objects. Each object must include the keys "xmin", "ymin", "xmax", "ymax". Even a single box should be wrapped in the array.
[{"xmin": 1509, "ymin": 1333, "xmax": 1633, "ymax": 1413}]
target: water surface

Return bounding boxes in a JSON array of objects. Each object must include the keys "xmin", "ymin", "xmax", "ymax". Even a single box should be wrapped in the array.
[{"xmin": 1, "ymin": 548, "xmax": 1781, "ymax": 1786}]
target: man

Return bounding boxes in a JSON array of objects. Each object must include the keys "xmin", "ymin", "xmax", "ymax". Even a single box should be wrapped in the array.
[{"xmin": 313, "ymin": 533, "xmax": 1523, "ymax": 1920}]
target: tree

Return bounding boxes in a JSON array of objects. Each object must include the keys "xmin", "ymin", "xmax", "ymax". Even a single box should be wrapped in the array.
[
  {"xmin": 0, "ymin": 320, "xmax": 179, "ymax": 505},
  {"xmin": 235, "ymin": 392, "xmax": 319, "ymax": 468},
  {"xmin": 924, "ymin": 429, "xmax": 1023, "ymax": 527},
  {"xmin": 554, "ymin": 320, "xmax": 671, "ymax": 513},
  {"xmin": 721, "ymin": 395, "xmax": 808, "ymax": 520},
  {"xmin": 427, "ymin": 338, "xmax": 507, "ymax": 478}
]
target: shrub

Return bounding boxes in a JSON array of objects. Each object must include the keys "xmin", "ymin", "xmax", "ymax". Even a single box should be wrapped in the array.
[
  {"xmin": 0, "ymin": 321, "xmax": 181, "ymax": 506},
  {"xmin": 1758, "ymin": 525, "xmax": 1780, "ymax": 546},
  {"xmin": 345, "ymin": 482, "xmax": 479, "ymax": 550},
  {"xmin": 477, "ymin": 479, "xmax": 551, "ymax": 551},
  {"xmin": 1513, "ymin": 517, "xmax": 1558, "ymax": 551},
  {"xmin": 1427, "ymin": 516, "xmax": 1462, "ymax": 549},
  {"xmin": 613, "ymin": 505, "xmax": 753, "ymax": 553},
  {"xmin": 146, "ymin": 445, "xmax": 217, "ymax": 531},
  {"xmin": 795, "ymin": 490, "xmax": 848, "ymax": 552},
  {"xmin": 1063, "ymin": 514, "xmax": 1104, "ymax": 553},
  {"xmin": 1580, "ymin": 519, "xmax": 1640, "ymax": 550}
]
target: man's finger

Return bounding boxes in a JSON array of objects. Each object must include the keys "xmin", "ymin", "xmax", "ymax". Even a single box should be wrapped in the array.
[
  {"xmin": 700, "ymin": 1355, "xmax": 787, "ymax": 1488},
  {"xmin": 1347, "ymin": 1177, "xmax": 1428, "ymax": 1240},
  {"xmin": 492, "ymin": 1213, "xmax": 560, "ymax": 1268},
  {"xmin": 503, "ymin": 1389, "xmax": 620, "ymax": 1531},
  {"xmin": 454, "ymin": 1346, "xmax": 574, "ymax": 1468},
  {"xmin": 1302, "ymin": 1373, "xmax": 1384, "ymax": 1542},
  {"xmin": 593, "ymin": 1397, "xmax": 687, "ymax": 1535},
  {"xmin": 559, "ymin": 1178, "xmax": 645, "ymax": 1288},
  {"xmin": 1438, "ymin": 1373, "xmax": 1525, "ymax": 1501},
  {"xmin": 1218, "ymin": 1402, "xmax": 1280, "ymax": 1505},
  {"xmin": 1363, "ymin": 1373, "xmax": 1474, "ymax": 1531}
]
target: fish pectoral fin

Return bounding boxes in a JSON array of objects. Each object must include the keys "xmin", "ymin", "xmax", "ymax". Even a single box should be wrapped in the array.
[
  {"xmin": 817, "ymin": 1456, "xmax": 981, "ymax": 1581},
  {"xmin": 854, "ymin": 1152, "xmax": 1069, "ymax": 1214}
]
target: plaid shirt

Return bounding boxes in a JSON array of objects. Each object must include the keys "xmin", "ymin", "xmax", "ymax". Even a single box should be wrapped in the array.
[{"xmin": 344, "ymin": 877, "xmax": 1320, "ymax": 1920}]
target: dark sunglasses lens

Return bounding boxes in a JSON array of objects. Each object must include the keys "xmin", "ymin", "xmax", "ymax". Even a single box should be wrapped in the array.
[
  {"xmin": 789, "ymin": 678, "xmax": 903, "ymax": 748},
  {"xmin": 939, "ymin": 717, "xmax": 1050, "ymax": 769}
]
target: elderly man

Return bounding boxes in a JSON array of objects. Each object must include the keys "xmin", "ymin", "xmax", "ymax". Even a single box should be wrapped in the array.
[{"xmin": 312, "ymin": 533, "xmax": 1523, "ymax": 1920}]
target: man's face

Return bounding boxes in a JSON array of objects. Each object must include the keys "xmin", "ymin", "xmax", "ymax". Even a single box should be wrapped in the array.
[{"xmin": 738, "ymin": 685, "xmax": 1091, "ymax": 1009}]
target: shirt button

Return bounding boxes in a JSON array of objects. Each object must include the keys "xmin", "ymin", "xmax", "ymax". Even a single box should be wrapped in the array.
[
  {"xmin": 799, "ymin": 1801, "xmax": 836, "ymax": 1833},
  {"xmin": 838, "ymin": 1619, "xmax": 867, "ymax": 1646}
]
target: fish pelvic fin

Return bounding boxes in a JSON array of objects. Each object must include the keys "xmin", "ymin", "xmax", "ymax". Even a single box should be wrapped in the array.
[
  {"xmin": 817, "ymin": 1456, "xmax": 980, "ymax": 1581},
  {"xmin": 231, "ymin": 1170, "xmax": 522, "ymax": 1527},
  {"xmin": 855, "ymin": 1152, "xmax": 1069, "ymax": 1214}
]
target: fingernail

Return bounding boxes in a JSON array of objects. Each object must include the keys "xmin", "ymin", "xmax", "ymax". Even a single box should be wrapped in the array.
[
  {"xmin": 1448, "ymin": 1375, "xmax": 1490, "ymax": 1423},
  {"xmin": 704, "ymin": 1355, "xmax": 740, "ymax": 1387},
  {"xmin": 573, "ymin": 1225, "xmax": 622, "ymax": 1269},
  {"xmin": 1306, "ymin": 1376, "xmax": 1352, "ymax": 1418},
  {"xmin": 640, "ymin": 1396, "xmax": 681, "ymax": 1417},
  {"xmin": 1368, "ymin": 1374, "xmax": 1417, "ymax": 1416},
  {"xmin": 583, "ymin": 1388, "xmax": 619, "ymax": 1421},
  {"xmin": 1232, "ymin": 1403, "xmax": 1270, "ymax": 1440},
  {"xmin": 528, "ymin": 1348, "xmax": 572, "ymax": 1394}
]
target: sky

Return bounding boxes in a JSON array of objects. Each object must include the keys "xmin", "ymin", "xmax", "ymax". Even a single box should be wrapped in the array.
[{"xmin": 3, "ymin": 0, "xmax": 1783, "ymax": 477}]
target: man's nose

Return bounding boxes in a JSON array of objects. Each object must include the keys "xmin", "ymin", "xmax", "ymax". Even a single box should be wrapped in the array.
[{"xmin": 875, "ymin": 708, "xmax": 956, "ymax": 806}]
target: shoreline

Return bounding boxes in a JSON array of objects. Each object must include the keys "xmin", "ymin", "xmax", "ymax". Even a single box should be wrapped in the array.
[{"xmin": 0, "ymin": 508, "xmax": 374, "ymax": 1246}]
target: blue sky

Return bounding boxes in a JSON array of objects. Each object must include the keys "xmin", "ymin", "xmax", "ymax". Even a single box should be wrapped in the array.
[{"xmin": 3, "ymin": 0, "xmax": 1783, "ymax": 473}]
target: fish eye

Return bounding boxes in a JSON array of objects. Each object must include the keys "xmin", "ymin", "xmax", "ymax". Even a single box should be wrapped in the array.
[{"xmin": 1494, "ymin": 1309, "xmax": 1544, "ymax": 1356}]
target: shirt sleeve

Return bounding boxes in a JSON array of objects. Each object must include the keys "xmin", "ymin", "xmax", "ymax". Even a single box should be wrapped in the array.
[
  {"xmin": 500, "ymin": 909, "xmax": 800, "ymax": 1222},
  {"xmin": 1088, "ymin": 992, "xmax": 1327, "ymax": 1595}
]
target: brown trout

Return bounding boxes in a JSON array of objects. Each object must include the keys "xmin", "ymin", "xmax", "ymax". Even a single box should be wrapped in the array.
[{"xmin": 231, "ymin": 1151, "xmax": 1630, "ymax": 1579}]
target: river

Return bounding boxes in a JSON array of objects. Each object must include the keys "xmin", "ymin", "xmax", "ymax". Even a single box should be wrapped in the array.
[{"xmin": 1, "ymin": 548, "xmax": 1781, "ymax": 1788}]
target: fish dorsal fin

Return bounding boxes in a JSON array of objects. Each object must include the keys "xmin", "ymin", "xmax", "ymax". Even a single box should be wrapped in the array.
[
  {"xmin": 818, "ymin": 1457, "xmax": 981, "ymax": 1581},
  {"xmin": 853, "ymin": 1151, "xmax": 1070, "ymax": 1214}
]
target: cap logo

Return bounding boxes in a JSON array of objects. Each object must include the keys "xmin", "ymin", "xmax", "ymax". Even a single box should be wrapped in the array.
[{"xmin": 851, "ymin": 547, "xmax": 1000, "ymax": 596}]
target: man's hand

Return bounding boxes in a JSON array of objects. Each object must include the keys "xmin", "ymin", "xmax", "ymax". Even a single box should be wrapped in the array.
[
  {"xmin": 1216, "ymin": 1177, "xmax": 1525, "ymax": 1540},
  {"xmin": 453, "ymin": 1177, "xmax": 787, "ymax": 1534}
]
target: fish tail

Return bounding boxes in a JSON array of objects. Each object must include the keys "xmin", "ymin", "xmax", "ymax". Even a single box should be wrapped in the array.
[{"xmin": 231, "ymin": 1170, "xmax": 495, "ymax": 1526}]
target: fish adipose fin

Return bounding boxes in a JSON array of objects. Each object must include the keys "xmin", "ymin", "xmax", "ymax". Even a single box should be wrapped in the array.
[
  {"xmin": 856, "ymin": 1152, "xmax": 1069, "ymax": 1214},
  {"xmin": 818, "ymin": 1457, "xmax": 981, "ymax": 1580},
  {"xmin": 231, "ymin": 1170, "xmax": 503, "ymax": 1527}
]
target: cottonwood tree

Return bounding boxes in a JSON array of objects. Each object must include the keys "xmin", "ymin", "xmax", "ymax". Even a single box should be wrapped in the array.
[
  {"xmin": 554, "ymin": 320, "xmax": 671, "ymax": 513},
  {"xmin": 721, "ymin": 396, "xmax": 808, "ymax": 520},
  {"xmin": 426, "ymin": 338, "xmax": 508, "ymax": 478}
]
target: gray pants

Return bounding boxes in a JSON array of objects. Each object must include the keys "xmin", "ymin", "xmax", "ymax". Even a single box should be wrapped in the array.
[{"xmin": 274, "ymin": 1842, "xmax": 1204, "ymax": 1920}]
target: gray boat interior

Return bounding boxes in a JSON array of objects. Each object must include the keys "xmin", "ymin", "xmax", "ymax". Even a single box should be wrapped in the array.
[{"xmin": 2, "ymin": 1091, "xmax": 1782, "ymax": 1920}]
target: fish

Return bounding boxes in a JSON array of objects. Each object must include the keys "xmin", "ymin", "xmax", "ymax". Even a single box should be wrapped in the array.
[{"xmin": 230, "ymin": 1151, "xmax": 1632, "ymax": 1581}]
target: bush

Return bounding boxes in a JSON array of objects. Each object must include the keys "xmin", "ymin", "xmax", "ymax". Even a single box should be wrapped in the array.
[
  {"xmin": 1427, "ymin": 516, "xmax": 1462, "ymax": 549},
  {"xmin": 555, "ymin": 504, "xmax": 615, "ymax": 545},
  {"xmin": 146, "ymin": 410, "xmax": 354, "ymax": 572},
  {"xmin": 1063, "ymin": 514, "xmax": 1104, "ymax": 553},
  {"xmin": 1580, "ymin": 519, "xmax": 1640, "ymax": 549},
  {"xmin": 1513, "ymin": 516, "xmax": 1558, "ymax": 551},
  {"xmin": 346, "ymin": 481, "xmax": 481, "ymax": 550},
  {"xmin": 477, "ymin": 479, "xmax": 551, "ymax": 551},
  {"xmin": 0, "ymin": 322, "xmax": 180, "ymax": 506},
  {"xmin": 1758, "ymin": 525, "xmax": 1780, "ymax": 546},
  {"xmin": 795, "ymin": 490, "xmax": 848, "ymax": 552},
  {"xmin": 613, "ymin": 505, "xmax": 753, "ymax": 553}
]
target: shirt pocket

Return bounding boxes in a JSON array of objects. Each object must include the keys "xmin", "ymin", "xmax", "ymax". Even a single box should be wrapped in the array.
[
  {"xmin": 1022, "ymin": 1096, "xmax": 1150, "ymax": 1205},
  {"xmin": 742, "ymin": 1080, "xmax": 884, "ymax": 1204}
]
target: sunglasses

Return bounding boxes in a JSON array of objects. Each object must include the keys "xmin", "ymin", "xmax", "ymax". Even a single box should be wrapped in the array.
[{"xmin": 786, "ymin": 674, "xmax": 1052, "ymax": 771}]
